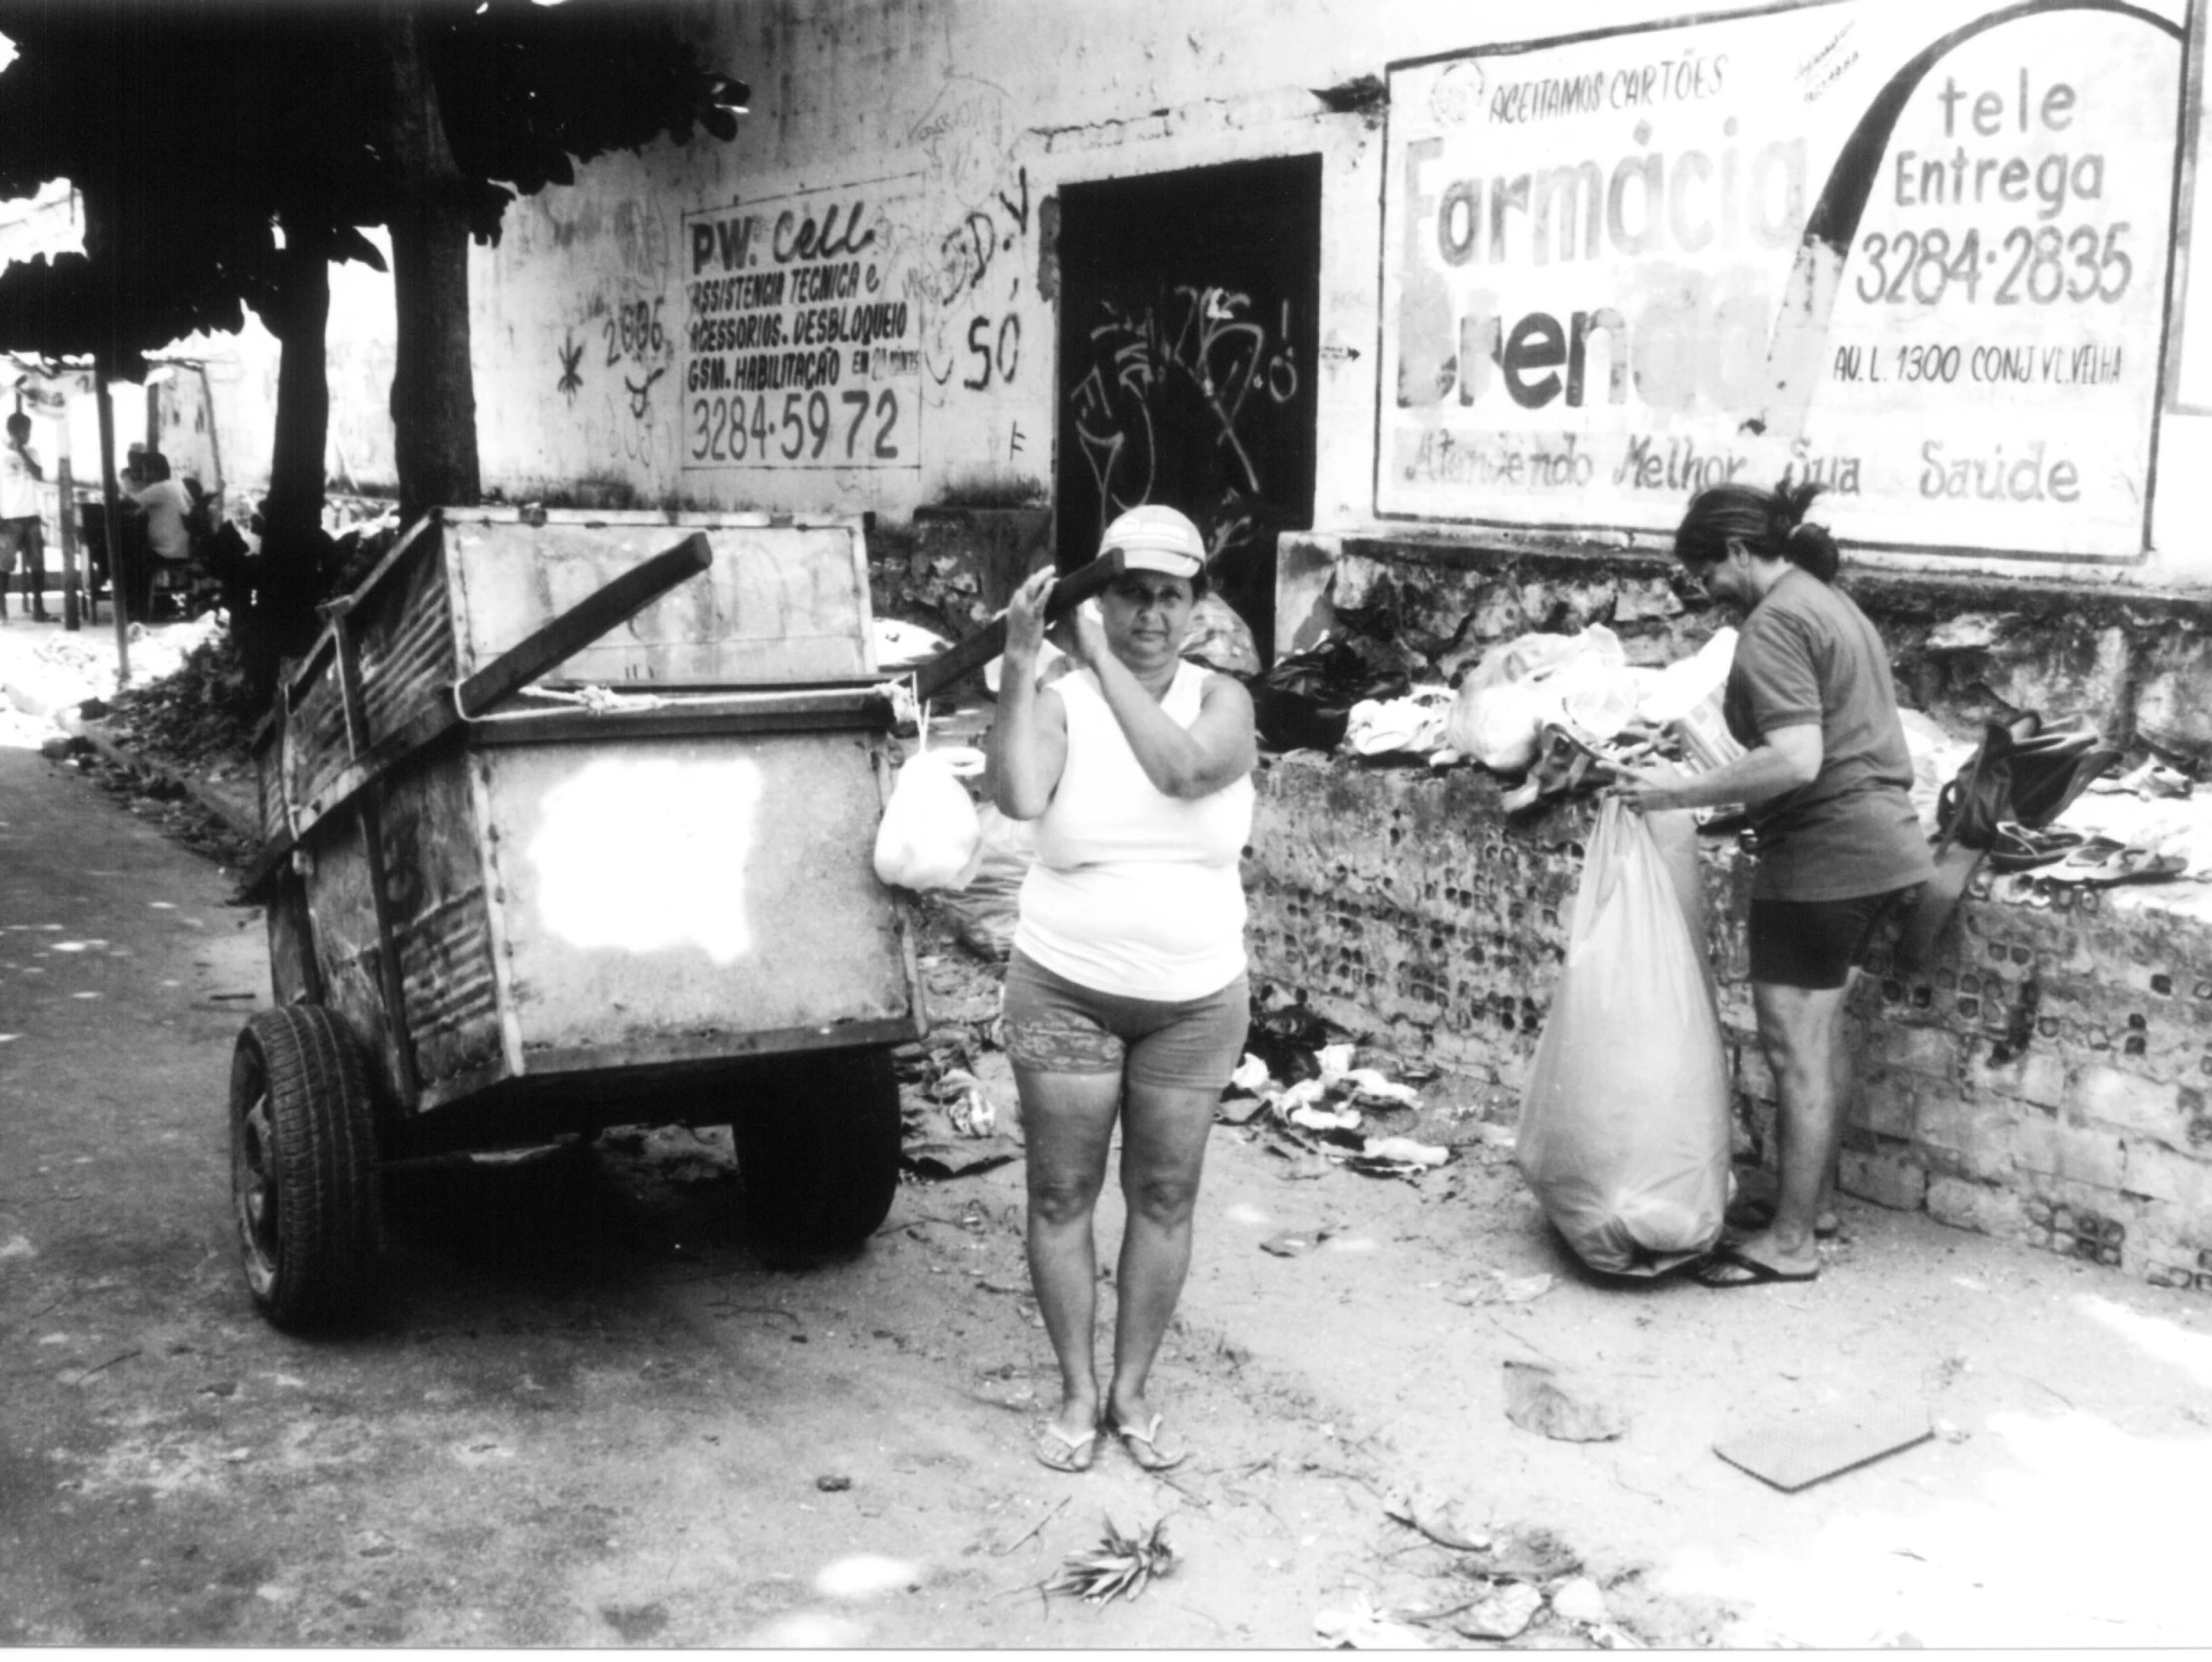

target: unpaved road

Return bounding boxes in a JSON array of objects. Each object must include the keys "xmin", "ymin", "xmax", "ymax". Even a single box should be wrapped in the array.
[{"xmin": 7, "ymin": 731, "xmax": 2212, "ymax": 1648}]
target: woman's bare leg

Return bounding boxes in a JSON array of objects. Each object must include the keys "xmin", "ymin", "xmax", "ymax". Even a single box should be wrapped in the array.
[
  {"xmin": 1735, "ymin": 979, "xmax": 1853, "ymax": 1275},
  {"xmin": 1104, "ymin": 1080, "xmax": 1217, "ymax": 1458},
  {"xmin": 1016, "ymin": 1065, "xmax": 1123, "ymax": 1444}
]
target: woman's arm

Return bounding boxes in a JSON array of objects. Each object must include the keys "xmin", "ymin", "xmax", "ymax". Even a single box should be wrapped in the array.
[
  {"xmin": 1620, "ymin": 722, "xmax": 1822, "ymax": 813},
  {"xmin": 1066, "ymin": 602, "xmax": 1256, "ymax": 798},
  {"xmin": 988, "ymin": 568, "xmax": 1069, "ymax": 820}
]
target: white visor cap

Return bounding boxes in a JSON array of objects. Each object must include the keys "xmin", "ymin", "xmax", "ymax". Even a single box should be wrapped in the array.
[{"xmin": 1101, "ymin": 503, "xmax": 1204, "ymax": 579}]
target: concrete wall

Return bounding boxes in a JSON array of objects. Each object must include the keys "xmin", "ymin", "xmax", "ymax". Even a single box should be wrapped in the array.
[{"xmin": 373, "ymin": 0, "xmax": 2212, "ymax": 591}]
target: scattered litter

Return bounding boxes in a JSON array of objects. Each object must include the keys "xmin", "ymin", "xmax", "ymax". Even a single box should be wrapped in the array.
[
  {"xmin": 816, "ymin": 1474, "xmax": 853, "ymax": 1492},
  {"xmin": 1932, "ymin": 1418, "xmax": 1970, "ymax": 1444},
  {"xmin": 1455, "ymin": 1580, "xmax": 1543, "ymax": 1640},
  {"xmin": 900, "ymin": 1143, "xmax": 1017, "ymax": 1181},
  {"xmin": 1549, "ymin": 1575, "xmax": 1610, "ymax": 1625},
  {"xmin": 1383, "ymin": 1485, "xmax": 1492, "ymax": 1551},
  {"xmin": 1502, "ymin": 1359, "xmax": 1627, "ymax": 1443},
  {"xmin": 1344, "ymin": 1136, "xmax": 1450, "ymax": 1178},
  {"xmin": 1315, "ymin": 1592, "xmax": 1436, "ymax": 1649},
  {"xmin": 1260, "ymin": 1229, "xmax": 1325, "ymax": 1258},
  {"xmin": 1041, "ymin": 1516, "xmax": 1174, "ymax": 1605},
  {"xmin": 813, "ymin": 1552, "xmax": 920, "ymax": 1601},
  {"xmin": 1289, "ymin": 1104, "xmax": 1362, "ymax": 1134},
  {"xmin": 1712, "ymin": 1402, "xmax": 1932, "ymax": 1492},
  {"xmin": 1447, "ymin": 1269, "xmax": 1554, "ymax": 1306},
  {"xmin": 1230, "ymin": 1053, "xmax": 1273, "ymax": 1094},
  {"xmin": 932, "ymin": 1068, "xmax": 998, "ymax": 1138}
]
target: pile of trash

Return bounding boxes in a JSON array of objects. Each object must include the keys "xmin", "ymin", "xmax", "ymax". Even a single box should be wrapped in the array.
[
  {"xmin": 1222, "ymin": 1041, "xmax": 1451, "ymax": 1181},
  {"xmin": 1254, "ymin": 622, "xmax": 1742, "ymax": 815}
]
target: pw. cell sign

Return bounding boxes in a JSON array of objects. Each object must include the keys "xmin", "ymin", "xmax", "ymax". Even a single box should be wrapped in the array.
[
  {"xmin": 681, "ymin": 181, "xmax": 924, "ymax": 472},
  {"xmin": 1379, "ymin": 0, "xmax": 2186, "ymax": 560}
]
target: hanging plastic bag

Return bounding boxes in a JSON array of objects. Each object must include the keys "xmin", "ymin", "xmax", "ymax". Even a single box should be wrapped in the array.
[
  {"xmin": 873, "ymin": 746, "xmax": 986, "ymax": 892},
  {"xmin": 1515, "ymin": 798, "xmax": 1729, "ymax": 1275}
]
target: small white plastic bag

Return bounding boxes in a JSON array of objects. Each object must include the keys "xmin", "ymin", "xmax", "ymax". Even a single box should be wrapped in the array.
[{"xmin": 873, "ymin": 746, "xmax": 986, "ymax": 891}]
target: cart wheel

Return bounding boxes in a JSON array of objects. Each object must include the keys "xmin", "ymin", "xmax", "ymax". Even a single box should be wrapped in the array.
[
  {"xmin": 231, "ymin": 1006, "xmax": 381, "ymax": 1327},
  {"xmin": 732, "ymin": 1048, "xmax": 902, "ymax": 1251}
]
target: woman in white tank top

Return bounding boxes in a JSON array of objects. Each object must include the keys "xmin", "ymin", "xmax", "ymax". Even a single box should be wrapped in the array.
[{"xmin": 988, "ymin": 504, "xmax": 1256, "ymax": 1474}]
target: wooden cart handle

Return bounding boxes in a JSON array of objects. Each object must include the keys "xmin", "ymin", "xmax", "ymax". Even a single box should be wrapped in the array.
[
  {"xmin": 453, "ymin": 531, "xmax": 714, "ymax": 718},
  {"xmin": 240, "ymin": 529, "xmax": 715, "ymax": 902},
  {"xmin": 906, "ymin": 549, "xmax": 1128, "ymax": 703}
]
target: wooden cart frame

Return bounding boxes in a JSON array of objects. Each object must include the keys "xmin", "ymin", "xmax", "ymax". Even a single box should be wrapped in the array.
[{"xmin": 227, "ymin": 508, "xmax": 928, "ymax": 1326}]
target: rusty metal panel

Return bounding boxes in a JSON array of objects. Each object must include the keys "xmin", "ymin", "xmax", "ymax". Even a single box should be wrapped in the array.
[
  {"xmin": 298, "ymin": 816, "xmax": 399, "ymax": 1104},
  {"xmin": 378, "ymin": 749, "xmax": 504, "ymax": 1096},
  {"xmin": 474, "ymin": 727, "xmax": 914, "ymax": 1070},
  {"xmin": 441, "ymin": 510, "xmax": 874, "ymax": 689}
]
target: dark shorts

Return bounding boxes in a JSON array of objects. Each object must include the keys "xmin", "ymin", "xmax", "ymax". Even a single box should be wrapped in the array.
[
  {"xmin": 1749, "ymin": 884, "xmax": 1921, "ymax": 991},
  {"xmin": 1001, "ymin": 949, "xmax": 1249, "ymax": 1093}
]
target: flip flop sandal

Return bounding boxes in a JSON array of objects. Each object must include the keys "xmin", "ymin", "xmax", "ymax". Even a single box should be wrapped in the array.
[
  {"xmin": 1034, "ymin": 1423, "xmax": 1098, "ymax": 1473},
  {"xmin": 2062, "ymin": 846, "xmax": 2188, "ymax": 889},
  {"xmin": 1986, "ymin": 822, "xmax": 2086, "ymax": 872},
  {"xmin": 1106, "ymin": 1412, "xmax": 1188, "ymax": 1473},
  {"xmin": 1690, "ymin": 1245, "xmax": 1820, "ymax": 1287}
]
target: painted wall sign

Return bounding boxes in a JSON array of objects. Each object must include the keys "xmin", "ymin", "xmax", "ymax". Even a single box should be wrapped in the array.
[
  {"xmin": 1379, "ymin": 0, "xmax": 2187, "ymax": 560},
  {"xmin": 681, "ymin": 180, "xmax": 925, "ymax": 472}
]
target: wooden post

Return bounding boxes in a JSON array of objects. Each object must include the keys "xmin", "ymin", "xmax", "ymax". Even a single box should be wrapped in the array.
[
  {"xmin": 92, "ymin": 350, "xmax": 129, "ymax": 685},
  {"xmin": 56, "ymin": 456, "xmax": 81, "ymax": 631}
]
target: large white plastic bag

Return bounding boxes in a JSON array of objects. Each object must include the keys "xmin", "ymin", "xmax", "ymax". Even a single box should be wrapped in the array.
[
  {"xmin": 1515, "ymin": 798, "xmax": 1729, "ymax": 1275},
  {"xmin": 873, "ymin": 748, "xmax": 984, "ymax": 891},
  {"xmin": 1449, "ymin": 679, "xmax": 1556, "ymax": 772}
]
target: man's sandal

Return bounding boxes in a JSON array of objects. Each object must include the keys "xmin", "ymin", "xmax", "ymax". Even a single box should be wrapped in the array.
[
  {"xmin": 1034, "ymin": 1422, "xmax": 1098, "ymax": 1473},
  {"xmin": 1106, "ymin": 1412, "xmax": 1188, "ymax": 1472}
]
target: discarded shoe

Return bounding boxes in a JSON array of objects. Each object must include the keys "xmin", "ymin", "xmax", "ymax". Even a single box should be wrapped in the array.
[
  {"xmin": 2047, "ymin": 844, "xmax": 2188, "ymax": 888},
  {"xmin": 2091, "ymin": 759, "xmax": 2195, "ymax": 799},
  {"xmin": 1106, "ymin": 1412, "xmax": 1187, "ymax": 1472},
  {"xmin": 1034, "ymin": 1422, "xmax": 1098, "ymax": 1473},
  {"xmin": 1690, "ymin": 1246, "xmax": 1820, "ymax": 1288},
  {"xmin": 1986, "ymin": 822, "xmax": 2085, "ymax": 873}
]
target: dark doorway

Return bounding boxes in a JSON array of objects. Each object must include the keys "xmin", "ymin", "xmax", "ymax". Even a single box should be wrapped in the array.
[{"xmin": 1055, "ymin": 154, "xmax": 1321, "ymax": 664}]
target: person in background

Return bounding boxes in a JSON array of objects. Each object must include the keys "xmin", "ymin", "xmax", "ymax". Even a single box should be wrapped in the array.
[
  {"xmin": 128, "ymin": 449, "xmax": 194, "ymax": 618},
  {"xmin": 988, "ymin": 503, "xmax": 1257, "ymax": 1472},
  {"xmin": 1619, "ymin": 480, "xmax": 1931, "ymax": 1287},
  {"xmin": 1, "ymin": 413, "xmax": 50, "ymax": 621}
]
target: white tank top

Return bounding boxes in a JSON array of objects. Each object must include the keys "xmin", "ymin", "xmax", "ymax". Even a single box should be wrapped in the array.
[{"xmin": 1014, "ymin": 660, "xmax": 1254, "ymax": 1000}]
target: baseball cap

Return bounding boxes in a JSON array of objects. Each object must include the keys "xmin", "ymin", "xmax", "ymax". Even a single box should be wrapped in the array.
[{"xmin": 1101, "ymin": 503, "xmax": 1204, "ymax": 578}]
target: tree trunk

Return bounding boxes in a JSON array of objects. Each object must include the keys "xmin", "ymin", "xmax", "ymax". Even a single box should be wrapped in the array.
[
  {"xmin": 382, "ymin": 3, "xmax": 479, "ymax": 517},
  {"xmin": 264, "ymin": 246, "xmax": 331, "ymax": 546},
  {"xmin": 226, "ymin": 243, "xmax": 338, "ymax": 710}
]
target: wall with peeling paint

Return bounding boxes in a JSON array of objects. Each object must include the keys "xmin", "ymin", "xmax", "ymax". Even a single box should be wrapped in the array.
[{"xmin": 379, "ymin": 0, "xmax": 2212, "ymax": 593}]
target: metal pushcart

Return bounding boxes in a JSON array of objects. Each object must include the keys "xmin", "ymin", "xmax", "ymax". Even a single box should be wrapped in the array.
[{"xmin": 230, "ymin": 508, "xmax": 926, "ymax": 1327}]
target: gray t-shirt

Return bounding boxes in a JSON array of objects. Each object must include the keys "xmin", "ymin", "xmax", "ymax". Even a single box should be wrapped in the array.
[{"xmin": 1723, "ymin": 568, "xmax": 1935, "ymax": 902}]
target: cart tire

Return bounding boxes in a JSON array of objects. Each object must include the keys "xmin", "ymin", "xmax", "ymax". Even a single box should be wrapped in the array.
[
  {"xmin": 732, "ymin": 1048, "xmax": 902, "ymax": 1251},
  {"xmin": 231, "ymin": 1006, "xmax": 381, "ymax": 1327}
]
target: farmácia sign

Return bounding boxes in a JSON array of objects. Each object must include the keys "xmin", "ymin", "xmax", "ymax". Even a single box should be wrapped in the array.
[{"xmin": 1379, "ymin": 0, "xmax": 2185, "ymax": 561}]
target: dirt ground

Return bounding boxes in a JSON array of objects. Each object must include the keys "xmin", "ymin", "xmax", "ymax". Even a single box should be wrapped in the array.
[{"xmin": 7, "ymin": 644, "xmax": 2212, "ymax": 1648}]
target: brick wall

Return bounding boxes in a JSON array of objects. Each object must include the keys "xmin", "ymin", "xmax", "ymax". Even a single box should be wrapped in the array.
[{"xmin": 1248, "ymin": 744, "xmax": 2212, "ymax": 1295}]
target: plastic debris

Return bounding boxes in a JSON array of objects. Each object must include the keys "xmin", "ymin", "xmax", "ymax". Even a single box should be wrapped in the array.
[
  {"xmin": 1455, "ymin": 1581, "xmax": 1542, "ymax": 1640},
  {"xmin": 1383, "ymin": 1485, "xmax": 1492, "ymax": 1552},
  {"xmin": 1549, "ymin": 1575, "xmax": 1609, "ymax": 1625},
  {"xmin": 1502, "ymin": 1359, "xmax": 1627, "ymax": 1443},
  {"xmin": 1315, "ymin": 1593, "xmax": 1436, "ymax": 1649},
  {"xmin": 1229, "ymin": 1053, "xmax": 1274, "ymax": 1094}
]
